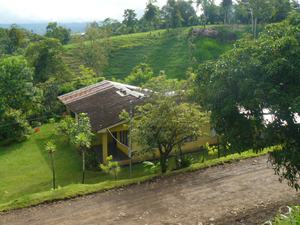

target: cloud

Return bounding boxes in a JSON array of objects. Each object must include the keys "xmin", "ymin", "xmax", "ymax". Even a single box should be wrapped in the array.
[{"xmin": 0, "ymin": 0, "xmax": 222, "ymax": 24}]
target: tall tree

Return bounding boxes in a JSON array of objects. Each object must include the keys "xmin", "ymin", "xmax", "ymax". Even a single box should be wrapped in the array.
[
  {"xmin": 195, "ymin": 12, "xmax": 300, "ymax": 190},
  {"xmin": 271, "ymin": 0, "xmax": 291, "ymax": 23},
  {"xmin": 45, "ymin": 140, "xmax": 56, "ymax": 190},
  {"xmin": 196, "ymin": 0, "xmax": 212, "ymax": 27},
  {"xmin": 163, "ymin": 0, "xmax": 184, "ymax": 35},
  {"xmin": 25, "ymin": 38, "xmax": 73, "ymax": 83},
  {"xmin": 45, "ymin": 22, "xmax": 71, "ymax": 45},
  {"xmin": 221, "ymin": 0, "xmax": 233, "ymax": 24},
  {"xmin": 0, "ymin": 56, "xmax": 42, "ymax": 141},
  {"xmin": 123, "ymin": 9, "xmax": 138, "ymax": 34},
  {"xmin": 177, "ymin": 0, "xmax": 197, "ymax": 27},
  {"xmin": 239, "ymin": 0, "xmax": 274, "ymax": 38},
  {"xmin": 143, "ymin": 0, "xmax": 159, "ymax": 34},
  {"xmin": 0, "ymin": 28, "xmax": 13, "ymax": 55},
  {"xmin": 73, "ymin": 28, "xmax": 108, "ymax": 77},
  {"xmin": 55, "ymin": 113, "xmax": 96, "ymax": 184},
  {"xmin": 8, "ymin": 25, "xmax": 25, "ymax": 51},
  {"xmin": 120, "ymin": 76, "xmax": 209, "ymax": 173}
]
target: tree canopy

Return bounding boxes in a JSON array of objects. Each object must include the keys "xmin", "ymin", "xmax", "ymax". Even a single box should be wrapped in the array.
[
  {"xmin": 45, "ymin": 22, "xmax": 71, "ymax": 45},
  {"xmin": 25, "ymin": 38, "xmax": 73, "ymax": 84},
  {"xmin": 195, "ymin": 12, "xmax": 300, "ymax": 189},
  {"xmin": 73, "ymin": 28, "xmax": 108, "ymax": 77},
  {"xmin": 0, "ymin": 56, "xmax": 43, "ymax": 141}
]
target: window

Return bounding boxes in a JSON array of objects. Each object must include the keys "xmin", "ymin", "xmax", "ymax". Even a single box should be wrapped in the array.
[
  {"xmin": 184, "ymin": 136, "xmax": 197, "ymax": 142},
  {"xmin": 211, "ymin": 127, "xmax": 217, "ymax": 138},
  {"xmin": 120, "ymin": 130, "xmax": 128, "ymax": 147}
]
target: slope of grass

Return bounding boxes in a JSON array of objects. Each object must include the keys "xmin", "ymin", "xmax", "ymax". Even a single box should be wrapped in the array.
[
  {"xmin": 0, "ymin": 122, "xmax": 273, "ymax": 212},
  {"xmin": 64, "ymin": 26, "xmax": 237, "ymax": 81},
  {"xmin": 0, "ymin": 123, "xmax": 153, "ymax": 205}
]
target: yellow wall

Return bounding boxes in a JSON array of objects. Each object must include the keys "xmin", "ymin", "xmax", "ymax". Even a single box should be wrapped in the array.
[
  {"xmin": 92, "ymin": 132, "xmax": 102, "ymax": 146},
  {"xmin": 95, "ymin": 122, "xmax": 219, "ymax": 165}
]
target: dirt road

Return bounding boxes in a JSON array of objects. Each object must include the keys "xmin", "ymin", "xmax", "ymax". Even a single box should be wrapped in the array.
[{"xmin": 1, "ymin": 154, "xmax": 299, "ymax": 225}]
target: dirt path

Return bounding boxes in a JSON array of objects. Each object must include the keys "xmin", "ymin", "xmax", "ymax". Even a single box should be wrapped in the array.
[{"xmin": 1, "ymin": 154, "xmax": 299, "ymax": 225}]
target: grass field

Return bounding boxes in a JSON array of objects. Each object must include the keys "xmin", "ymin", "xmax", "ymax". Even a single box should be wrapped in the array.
[
  {"xmin": 0, "ymin": 122, "xmax": 272, "ymax": 211},
  {"xmin": 64, "ymin": 26, "xmax": 237, "ymax": 81}
]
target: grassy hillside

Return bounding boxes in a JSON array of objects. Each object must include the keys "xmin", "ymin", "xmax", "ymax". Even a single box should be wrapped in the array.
[
  {"xmin": 65, "ymin": 26, "xmax": 237, "ymax": 81},
  {"xmin": 0, "ymin": 122, "xmax": 273, "ymax": 211},
  {"xmin": 0, "ymin": 123, "xmax": 152, "ymax": 205}
]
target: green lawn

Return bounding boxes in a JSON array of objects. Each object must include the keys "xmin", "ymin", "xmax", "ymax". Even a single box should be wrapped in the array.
[
  {"xmin": 0, "ymin": 123, "xmax": 153, "ymax": 205},
  {"xmin": 0, "ymin": 122, "xmax": 272, "ymax": 212}
]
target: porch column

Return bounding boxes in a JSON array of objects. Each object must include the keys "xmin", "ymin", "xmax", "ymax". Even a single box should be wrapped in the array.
[
  {"xmin": 75, "ymin": 114, "xmax": 78, "ymax": 124},
  {"xmin": 66, "ymin": 107, "xmax": 71, "ymax": 115},
  {"xmin": 102, "ymin": 131, "xmax": 108, "ymax": 164}
]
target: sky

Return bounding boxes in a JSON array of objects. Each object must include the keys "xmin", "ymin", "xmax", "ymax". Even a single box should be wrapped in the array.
[{"xmin": 0, "ymin": 0, "xmax": 223, "ymax": 25}]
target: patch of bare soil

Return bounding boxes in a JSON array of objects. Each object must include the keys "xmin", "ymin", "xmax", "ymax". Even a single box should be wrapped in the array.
[{"xmin": 1, "ymin": 154, "xmax": 299, "ymax": 225}]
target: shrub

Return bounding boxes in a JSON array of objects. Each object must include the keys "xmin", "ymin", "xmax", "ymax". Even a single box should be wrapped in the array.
[
  {"xmin": 143, "ymin": 161, "xmax": 161, "ymax": 174},
  {"xmin": 174, "ymin": 149, "xmax": 194, "ymax": 169},
  {"xmin": 0, "ymin": 108, "xmax": 31, "ymax": 142},
  {"xmin": 100, "ymin": 155, "xmax": 121, "ymax": 181}
]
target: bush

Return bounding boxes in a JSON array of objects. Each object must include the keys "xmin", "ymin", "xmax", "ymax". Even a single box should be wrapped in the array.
[
  {"xmin": 174, "ymin": 149, "xmax": 194, "ymax": 169},
  {"xmin": 0, "ymin": 108, "xmax": 31, "ymax": 142},
  {"xmin": 86, "ymin": 151, "xmax": 100, "ymax": 171}
]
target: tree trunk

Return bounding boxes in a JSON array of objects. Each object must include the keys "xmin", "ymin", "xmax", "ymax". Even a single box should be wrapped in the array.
[
  {"xmin": 224, "ymin": 12, "xmax": 227, "ymax": 25},
  {"xmin": 178, "ymin": 28, "xmax": 180, "ymax": 45},
  {"xmin": 150, "ymin": 22, "xmax": 152, "ymax": 34},
  {"xmin": 82, "ymin": 151, "xmax": 85, "ymax": 184},
  {"xmin": 217, "ymin": 136, "xmax": 220, "ymax": 158},
  {"xmin": 252, "ymin": 9, "xmax": 254, "ymax": 32},
  {"xmin": 160, "ymin": 154, "xmax": 167, "ymax": 173},
  {"xmin": 50, "ymin": 152, "xmax": 55, "ymax": 190},
  {"xmin": 254, "ymin": 17, "xmax": 257, "ymax": 39}
]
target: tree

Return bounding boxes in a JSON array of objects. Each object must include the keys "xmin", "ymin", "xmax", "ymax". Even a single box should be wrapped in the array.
[
  {"xmin": 177, "ymin": 0, "xmax": 197, "ymax": 27},
  {"xmin": 25, "ymin": 38, "xmax": 73, "ymax": 84},
  {"xmin": 271, "ymin": 0, "xmax": 291, "ymax": 23},
  {"xmin": 124, "ymin": 63, "xmax": 154, "ymax": 86},
  {"xmin": 196, "ymin": 0, "xmax": 212, "ymax": 27},
  {"xmin": 45, "ymin": 22, "xmax": 71, "ymax": 45},
  {"xmin": 195, "ymin": 12, "xmax": 300, "ymax": 190},
  {"xmin": 233, "ymin": 2, "xmax": 251, "ymax": 25},
  {"xmin": 143, "ymin": 0, "xmax": 159, "ymax": 34},
  {"xmin": 0, "ymin": 28, "xmax": 13, "ymax": 55},
  {"xmin": 45, "ymin": 140, "xmax": 56, "ymax": 190},
  {"xmin": 291, "ymin": 0, "xmax": 300, "ymax": 13},
  {"xmin": 240, "ymin": 0, "xmax": 274, "ymax": 38},
  {"xmin": 120, "ymin": 76, "xmax": 209, "ymax": 173},
  {"xmin": 0, "ymin": 56, "xmax": 42, "ymax": 141},
  {"xmin": 8, "ymin": 25, "xmax": 25, "ymax": 51},
  {"xmin": 85, "ymin": 21, "xmax": 99, "ymax": 30},
  {"xmin": 221, "ymin": 0, "xmax": 233, "ymax": 24},
  {"xmin": 123, "ymin": 9, "xmax": 138, "ymax": 34},
  {"xmin": 100, "ymin": 18, "xmax": 121, "ymax": 35},
  {"xmin": 164, "ymin": 0, "xmax": 184, "ymax": 35},
  {"xmin": 73, "ymin": 28, "xmax": 108, "ymax": 77},
  {"xmin": 55, "ymin": 113, "xmax": 96, "ymax": 184}
]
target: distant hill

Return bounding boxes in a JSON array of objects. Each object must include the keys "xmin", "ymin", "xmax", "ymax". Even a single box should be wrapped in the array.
[
  {"xmin": 0, "ymin": 22, "xmax": 88, "ymax": 34},
  {"xmin": 64, "ymin": 26, "xmax": 246, "ymax": 81}
]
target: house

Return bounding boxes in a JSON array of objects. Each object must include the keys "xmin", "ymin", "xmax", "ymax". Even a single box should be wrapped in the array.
[{"xmin": 58, "ymin": 80, "xmax": 219, "ymax": 165}]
